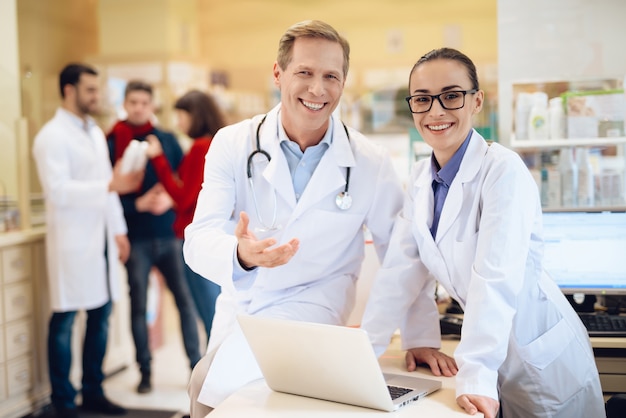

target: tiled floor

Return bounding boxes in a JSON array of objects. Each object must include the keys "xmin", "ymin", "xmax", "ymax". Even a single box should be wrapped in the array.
[{"xmin": 102, "ymin": 334, "xmax": 192, "ymax": 416}]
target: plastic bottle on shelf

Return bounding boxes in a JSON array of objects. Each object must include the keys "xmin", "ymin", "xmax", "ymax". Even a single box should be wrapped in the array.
[
  {"xmin": 549, "ymin": 96, "xmax": 566, "ymax": 139},
  {"xmin": 529, "ymin": 167, "xmax": 542, "ymax": 201},
  {"xmin": 546, "ymin": 166, "xmax": 561, "ymax": 208},
  {"xmin": 540, "ymin": 167, "xmax": 549, "ymax": 207},
  {"xmin": 576, "ymin": 147, "xmax": 595, "ymax": 207},
  {"xmin": 515, "ymin": 92, "xmax": 534, "ymax": 140},
  {"xmin": 623, "ymin": 73, "xmax": 626, "ymax": 138},
  {"xmin": 559, "ymin": 147, "xmax": 578, "ymax": 207},
  {"xmin": 527, "ymin": 92, "xmax": 549, "ymax": 140}
]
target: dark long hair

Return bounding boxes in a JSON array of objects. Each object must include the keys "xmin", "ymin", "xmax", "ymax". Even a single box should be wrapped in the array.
[{"xmin": 174, "ymin": 90, "xmax": 227, "ymax": 139}]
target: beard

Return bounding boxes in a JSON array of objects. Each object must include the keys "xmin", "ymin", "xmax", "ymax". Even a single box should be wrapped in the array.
[{"xmin": 75, "ymin": 95, "xmax": 99, "ymax": 116}]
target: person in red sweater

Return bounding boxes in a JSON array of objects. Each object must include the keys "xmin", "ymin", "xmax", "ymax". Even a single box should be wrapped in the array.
[{"xmin": 146, "ymin": 90, "xmax": 227, "ymax": 346}]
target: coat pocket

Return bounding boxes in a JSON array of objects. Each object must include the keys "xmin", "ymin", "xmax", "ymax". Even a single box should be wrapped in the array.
[
  {"xmin": 517, "ymin": 316, "xmax": 573, "ymax": 370},
  {"xmin": 510, "ymin": 316, "xmax": 596, "ymax": 411}
]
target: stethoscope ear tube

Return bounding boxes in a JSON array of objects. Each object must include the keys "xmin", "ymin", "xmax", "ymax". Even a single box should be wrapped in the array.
[
  {"xmin": 247, "ymin": 114, "xmax": 353, "ymax": 212},
  {"xmin": 336, "ymin": 123, "xmax": 352, "ymax": 210},
  {"xmin": 247, "ymin": 149, "xmax": 272, "ymax": 179},
  {"xmin": 247, "ymin": 114, "xmax": 270, "ymax": 179}
]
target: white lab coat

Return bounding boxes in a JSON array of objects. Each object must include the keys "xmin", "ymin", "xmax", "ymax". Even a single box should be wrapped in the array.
[
  {"xmin": 361, "ymin": 130, "xmax": 605, "ymax": 418},
  {"xmin": 184, "ymin": 104, "xmax": 404, "ymax": 406},
  {"xmin": 33, "ymin": 108, "xmax": 127, "ymax": 312}
]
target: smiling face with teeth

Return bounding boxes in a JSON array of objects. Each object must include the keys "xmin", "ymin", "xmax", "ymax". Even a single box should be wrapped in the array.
[
  {"xmin": 273, "ymin": 36, "xmax": 346, "ymax": 150},
  {"xmin": 408, "ymin": 58, "xmax": 483, "ymax": 167}
]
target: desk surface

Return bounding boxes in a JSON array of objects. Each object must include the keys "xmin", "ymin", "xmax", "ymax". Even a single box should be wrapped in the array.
[
  {"xmin": 591, "ymin": 336, "xmax": 626, "ymax": 349},
  {"xmin": 209, "ymin": 335, "xmax": 483, "ymax": 418},
  {"xmin": 208, "ymin": 332, "xmax": 626, "ymax": 417}
]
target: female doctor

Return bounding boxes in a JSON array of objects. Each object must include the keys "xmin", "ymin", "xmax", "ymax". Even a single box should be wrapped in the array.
[{"xmin": 361, "ymin": 48, "xmax": 605, "ymax": 418}]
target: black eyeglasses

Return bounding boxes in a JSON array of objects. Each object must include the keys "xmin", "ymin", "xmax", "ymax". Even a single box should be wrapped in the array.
[{"xmin": 405, "ymin": 89, "xmax": 477, "ymax": 114}]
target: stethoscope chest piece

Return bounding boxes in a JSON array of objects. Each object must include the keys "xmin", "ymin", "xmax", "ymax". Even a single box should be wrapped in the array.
[
  {"xmin": 335, "ymin": 191, "xmax": 352, "ymax": 210},
  {"xmin": 250, "ymin": 114, "xmax": 354, "ymax": 215}
]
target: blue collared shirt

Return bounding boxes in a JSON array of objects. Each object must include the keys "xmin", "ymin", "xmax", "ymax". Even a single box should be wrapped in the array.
[
  {"xmin": 233, "ymin": 115, "xmax": 334, "ymax": 277},
  {"xmin": 430, "ymin": 130, "xmax": 473, "ymax": 238},
  {"xmin": 278, "ymin": 116, "xmax": 333, "ymax": 201}
]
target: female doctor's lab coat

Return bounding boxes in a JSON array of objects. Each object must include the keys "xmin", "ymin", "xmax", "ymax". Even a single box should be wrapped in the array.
[
  {"xmin": 361, "ymin": 130, "xmax": 605, "ymax": 418},
  {"xmin": 33, "ymin": 108, "xmax": 127, "ymax": 312},
  {"xmin": 183, "ymin": 104, "xmax": 404, "ymax": 406}
]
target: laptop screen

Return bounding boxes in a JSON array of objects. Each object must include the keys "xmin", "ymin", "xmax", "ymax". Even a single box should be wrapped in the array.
[{"xmin": 542, "ymin": 210, "xmax": 626, "ymax": 295}]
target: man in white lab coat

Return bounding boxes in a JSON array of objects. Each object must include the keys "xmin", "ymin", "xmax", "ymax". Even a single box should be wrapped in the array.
[
  {"xmin": 183, "ymin": 20, "xmax": 454, "ymax": 417},
  {"xmin": 33, "ymin": 63, "xmax": 142, "ymax": 418}
]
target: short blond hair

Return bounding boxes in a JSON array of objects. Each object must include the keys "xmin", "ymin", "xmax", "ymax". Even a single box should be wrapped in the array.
[{"xmin": 276, "ymin": 20, "xmax": 350, "ymax": 78}]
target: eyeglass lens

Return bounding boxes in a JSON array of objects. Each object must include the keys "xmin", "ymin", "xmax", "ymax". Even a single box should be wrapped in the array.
[{"xmin": 407, "ymin": 91, "xmax": 468, "ymax": 113}]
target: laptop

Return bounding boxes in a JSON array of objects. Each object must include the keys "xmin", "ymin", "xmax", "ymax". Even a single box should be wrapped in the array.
[{"xmin": 237, "ymin": 314, "xmax": 442, "ymax": 412}]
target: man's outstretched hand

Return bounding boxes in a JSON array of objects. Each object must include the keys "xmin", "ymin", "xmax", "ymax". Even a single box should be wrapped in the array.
[{"xmin": 235, "ymin": 211, "xmax": 299, "ymax": 269}]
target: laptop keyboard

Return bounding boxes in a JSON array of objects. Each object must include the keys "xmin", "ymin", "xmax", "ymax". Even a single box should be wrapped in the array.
[
  {"xmin": 578, "ymin": 313, "xmax": 626, "ymax": 337},
  {"xmin": 387, "ymin": 385, "xmax": 413, "ymax": 400}
]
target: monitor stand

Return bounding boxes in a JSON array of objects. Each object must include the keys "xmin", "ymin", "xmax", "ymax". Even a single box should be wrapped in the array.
[{"xmin": 604, "ymin": 295, "xmax": 626, "ymax": 315}]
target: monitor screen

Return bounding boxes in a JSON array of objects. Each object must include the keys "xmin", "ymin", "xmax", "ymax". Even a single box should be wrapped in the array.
[{"xmin": 542, "ymin": 210, "xmax": 626, "ymax": 295}]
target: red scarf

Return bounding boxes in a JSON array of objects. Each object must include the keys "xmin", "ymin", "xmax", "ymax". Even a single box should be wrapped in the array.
[{"xmin": 108, "ymin": 120, "xmax": 154, "ymax": 162}]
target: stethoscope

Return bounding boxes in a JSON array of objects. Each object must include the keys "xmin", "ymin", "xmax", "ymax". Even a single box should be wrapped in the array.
[{"xmin": 246, "ymin": 115, "xmax": 352, "ymax": 231}]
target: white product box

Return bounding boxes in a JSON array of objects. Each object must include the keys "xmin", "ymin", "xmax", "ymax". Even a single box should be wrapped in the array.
[{"xmin": 563, "ymin": 89, "xmax": 625, "ymax": 138}]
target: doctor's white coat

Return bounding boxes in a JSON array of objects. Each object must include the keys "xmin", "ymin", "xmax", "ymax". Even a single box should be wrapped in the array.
[
  {"xmin": 33, "ymin": 108, "xmax": 127, "ymax": 312},
  {"xmin": 184, "ymin": 104, "xmax": 404, "ymax": 406},
  {"xmin": 361, "ymin": 130, "xmax": 605, "ymax": 418}
]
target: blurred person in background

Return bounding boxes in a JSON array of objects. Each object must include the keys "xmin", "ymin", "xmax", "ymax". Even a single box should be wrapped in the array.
[
  {"xmin": 107, "ymin": 80, "xmax": 201, "ymax": 394},
  {"xmin": 146, "ymin": 89, "xmax": 227, "ymax": 345},
  {"xmin": 33, "ymin": 63, "xmax": 142, "ymax": 418}
]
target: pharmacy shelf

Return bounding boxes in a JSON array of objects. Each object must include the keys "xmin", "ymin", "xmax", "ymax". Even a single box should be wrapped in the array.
[
  {"xmin": 510, "ymin": 136, "xmax": 626, "ymax": 150},
  {"xmin": 542, "ymin": 206, "xmax": 626, "ymax": 213}
]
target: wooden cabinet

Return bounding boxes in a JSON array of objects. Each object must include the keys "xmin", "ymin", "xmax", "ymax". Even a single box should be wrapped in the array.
[
  {"xmin": 0, "ymin": 228, "xmax": 134, "ymax": 418},
  {"xmin": 591, "ymin": 337, "xmax": 626, "ymax": 394},
  {"xmin": 0, "ymin": 230, "xmax": 43, "ymax": 418}
]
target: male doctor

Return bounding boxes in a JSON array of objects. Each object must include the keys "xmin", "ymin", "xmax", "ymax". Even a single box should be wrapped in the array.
[
  {"xmin": 33, "ymin": 63, "xmax": 142, "ymax": 418},
  {"xmin": 183, "ymin": 20, "xmax": 451, "ymax": 417}
]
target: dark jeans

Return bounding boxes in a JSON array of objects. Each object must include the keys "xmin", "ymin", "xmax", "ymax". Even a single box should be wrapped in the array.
[
  {"xmin": 48, "ymin": 301, "xmax": 112, "ymax": 409},
  {"xmin": 182, "ymin": 239, "xmax": 221, "ymax": 344},
  {"xmin": 126, "ymin": 238, "xmax": 201, "ymax": 374}
]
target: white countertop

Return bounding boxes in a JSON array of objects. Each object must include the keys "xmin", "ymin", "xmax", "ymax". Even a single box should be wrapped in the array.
[
  {"xmin": 209, "ymin": 335, "xmax": 482, "ymax": 418},
  {"xmin": 0, "ymin": 226, "xmax": 46, "ymax": 247}
]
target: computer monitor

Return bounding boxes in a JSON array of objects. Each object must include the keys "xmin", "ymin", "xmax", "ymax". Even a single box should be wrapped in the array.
[{"xmin": 542, "ymin": 210, "xmax": 626, "ymax": 295}]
